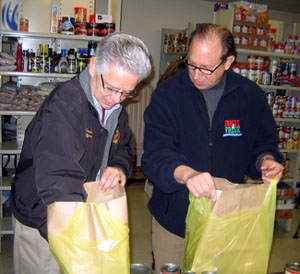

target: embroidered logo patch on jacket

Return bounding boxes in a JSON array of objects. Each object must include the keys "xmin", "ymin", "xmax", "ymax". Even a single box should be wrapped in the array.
[
  {"xmin": 113, "ymin": 127, "xmax": 120, "ymax": 144},
  {"xmin": 85, "ymin": 128, "xmax": 93, "ymax": 138},
  {"xmin": 223, "ymin": 120, "xmax": 243, "ymax": 137}
]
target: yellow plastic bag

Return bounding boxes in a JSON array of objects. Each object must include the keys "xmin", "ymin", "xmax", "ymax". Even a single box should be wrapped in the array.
[
  {"xmin": 48, "ymin": 182, "xmax": 130, "ymax": 274},
  {"xmin": 182, "ymin": 178, "xmax": 277, "ymax": 274}
]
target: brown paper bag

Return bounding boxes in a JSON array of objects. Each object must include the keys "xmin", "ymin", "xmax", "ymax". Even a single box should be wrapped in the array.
[
  {"xmin": 182, "ymin": 177, "xmax": 277, "ymax": 274},
  {"xmin": 48, "ymin": 182, "xmax": 129, "ymax": 274}
]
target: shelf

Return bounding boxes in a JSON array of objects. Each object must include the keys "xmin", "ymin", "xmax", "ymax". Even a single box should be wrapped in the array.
[
  {"xmin": 275, "ymin": 215, "xmax": 293, "ymax": 220},
  {"xmin": 233, "ymin": 20, "xmax": 270, "ymax": 29},
  {"xmin": 0, "ymin": 71, "xmax": 76, "ymax": 78},
  {"xmin": 275, "ymin": 118, "xmax": 300, "ymax": 123},
  {"xmin": 161, "ymin": 52, "xmax": 187, "ymax": 56},
  {"xmin": 0, "ymin": 142, "xmax": 22, "ymax": 154},
  {"xmin": 279, "ymin": 149, "xmax": 298, "ymax": 153},
  {"xmin": 280, "ymin": 176, "xmax": 296, "ymax": 183},
  {"xmin": 0, "ymin": 110, "xmax": 36, "ymax": 116},
  {"xmin": 237, "ymin": 48, "xmax": 300, "ymax": 60},
  {"xmin": 259, "ymin": 85, "xmax": 300, "ymax": 91},
  {"xmin": 0, "ymin": 217, "xmax": 13, "ymax": 234},
  {"xmin": 0, "ymin": 30, "xmax": 104, "ymax": 42},
  {"xmin": 0, "ymin": 176, "xmax": 12, "ymax": 190},
  {"xmin": 277, "ymin": 195, "xmax": 295, "ymax": 200},
  {"xmin": 233, "ymin": 31, "xmax": 266, "ymax": 40}
]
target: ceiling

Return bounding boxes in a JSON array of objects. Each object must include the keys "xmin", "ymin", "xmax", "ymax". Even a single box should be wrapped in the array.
[{"xmin": 203, "ymin": 0, "xmax": 300, "ymax": 14}]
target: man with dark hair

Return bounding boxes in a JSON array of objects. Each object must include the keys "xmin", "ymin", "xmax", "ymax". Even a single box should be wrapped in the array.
[{"xmin": 142, "ymin": 23, "xmax": 283, "ymax": 273}]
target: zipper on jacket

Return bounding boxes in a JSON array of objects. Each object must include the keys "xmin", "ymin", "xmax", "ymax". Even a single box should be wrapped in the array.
[
  {"xmin": 200, "ymin": 93, "xmax": 214, "ymax": 174},
  {"xmin": 209, "ymin": 127, "xmax": 213, "ymax": 174}
]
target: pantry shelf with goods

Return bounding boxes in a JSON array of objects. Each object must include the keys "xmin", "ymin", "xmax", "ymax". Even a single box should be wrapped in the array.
[
  {"xmin": 159, "ymin": 28, "xmax": 189, "ymax": 76},
  {"xmin": 213, "ymin": 1, "xmax": 300, "ymax": 232},
  {"xmin": 234, "ymin": 47, "xmax": 300, "ymax": 232},
  {"xmin": 0, "ymin": 0, "xmax": 122, "ymax": 252},
  {"xmin": 0, "ymin": 30, "xmax": 104, "ymax": 251}
]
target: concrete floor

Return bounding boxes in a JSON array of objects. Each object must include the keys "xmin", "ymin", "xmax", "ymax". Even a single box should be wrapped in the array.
[{"xmin": 0, "ymin": 181, "xmax": 299, "ymax": 274}]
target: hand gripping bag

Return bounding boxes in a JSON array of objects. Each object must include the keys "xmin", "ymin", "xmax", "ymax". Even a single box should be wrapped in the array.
[
  {"xmin": 182, "ymin": 178, "xmax": 277, "ymax": 274},
  {"xmin": 48, "ymin": 182, "xmax": 129, "ymax": 274}
]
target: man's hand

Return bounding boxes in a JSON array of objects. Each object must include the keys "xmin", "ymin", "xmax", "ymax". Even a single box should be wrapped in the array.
[
  {"xmin": 260, "ymin": 156, "xmax": 284, "ymax": 183},
  {"xmin": 174, "ymin": 165, "xmax": 217, "ymax": 202},
  {"xmin": 99, "ymin": 166, "xmax": 126, "ymax": 192}
]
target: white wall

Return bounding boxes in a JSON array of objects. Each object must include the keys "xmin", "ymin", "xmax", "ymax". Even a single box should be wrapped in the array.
[
  {"xmin": 268, "ymin": 10, "xmax": 300, "ymax": 42},
  {"xmin": 120, "ymin": 0, "xmax": 215, "ymax": 85}
]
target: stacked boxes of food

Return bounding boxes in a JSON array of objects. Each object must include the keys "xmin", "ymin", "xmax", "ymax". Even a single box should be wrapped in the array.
[{"xmin": 230, "ymin": 1, "xmax": 269, "ymax": 51}]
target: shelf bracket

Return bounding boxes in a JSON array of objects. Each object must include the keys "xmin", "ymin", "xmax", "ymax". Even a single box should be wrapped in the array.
[{"xmin": 17, "ymin": 77, "xmax": 22, "ymax": 88}]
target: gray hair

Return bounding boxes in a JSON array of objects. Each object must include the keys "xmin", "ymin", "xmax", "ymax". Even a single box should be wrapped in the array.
[{"xmin": 94, "ymin": 32, "xmax": 152, "ymax": 81}]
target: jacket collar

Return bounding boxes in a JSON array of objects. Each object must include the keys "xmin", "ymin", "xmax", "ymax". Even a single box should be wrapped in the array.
[
  {"xmin": 184, "ymin": 67, "xmax": 240, "ymax": 96},
  {"xmin": 79, "ymin": 67, "xmax": 94, "ymax": 105}
]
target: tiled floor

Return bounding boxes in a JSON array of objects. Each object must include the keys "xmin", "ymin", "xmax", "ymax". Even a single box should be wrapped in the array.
[{"xmin": 1, "ymin": 181, "xmax": 299, "ymax": 274}]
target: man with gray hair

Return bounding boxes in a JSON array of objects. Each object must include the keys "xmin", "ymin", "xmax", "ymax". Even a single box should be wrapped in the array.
[{"xmin": 12, "ymin": 32, "xmax": 151, "ymax": 274}]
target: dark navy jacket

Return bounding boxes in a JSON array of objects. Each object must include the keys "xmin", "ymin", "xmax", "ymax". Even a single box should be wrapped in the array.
[
  {"xmin": 12, "ymin": 74, "xmax": 134, "ymax": 239},
  {"xmin": 142, "ymin": 68, "xmax": 282, "ymax": 238}
]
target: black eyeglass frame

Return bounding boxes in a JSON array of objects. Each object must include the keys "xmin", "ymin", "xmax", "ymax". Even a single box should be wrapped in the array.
[
  {"xmin": 185, "ymin": 58, "xmax": 226, "ymax": 75},
  {"xmin": 100, "ymin": 74, "xmax": 137, "ymax": 98}
]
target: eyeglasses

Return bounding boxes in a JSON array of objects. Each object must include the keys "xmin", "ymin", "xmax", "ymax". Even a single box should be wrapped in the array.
[
  {"xmin": 100, "ymin": 74, "xmax": 137, "ymax": 98},
  {"xmin": 185, "ymin": 59, "xmax": 225, "ymax": 75}
]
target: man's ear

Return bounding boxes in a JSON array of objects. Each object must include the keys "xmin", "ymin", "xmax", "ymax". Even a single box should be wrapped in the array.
[
  {"xmin": 225, "ymin": 55, "xmax": 235, "ymax": 70},
  {"xmin": 89, "ymin": 57, "xmax": 97, "ymax": 77}
]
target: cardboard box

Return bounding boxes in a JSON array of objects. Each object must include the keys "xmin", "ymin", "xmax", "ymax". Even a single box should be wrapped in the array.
[
  {"xmin": 230, "ymin": 1, "xmax": 268, "ymax": 24},
  {"xmin": 95, "ymin": 14, "xmax": 112, "ymax": 23}
]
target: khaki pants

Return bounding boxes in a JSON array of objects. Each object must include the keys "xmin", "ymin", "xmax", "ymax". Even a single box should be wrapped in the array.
[
  {"xmin": 152, "ymin": 217, "xmax": 185, "ymax": 274},
  {"xmin": 13, "ymin": 217, "xmax": 60, "ymax": 274}
]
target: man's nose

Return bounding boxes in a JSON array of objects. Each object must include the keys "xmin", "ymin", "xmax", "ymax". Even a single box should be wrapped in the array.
[{"xmin": 112, "ymin": 92, "xmax": 123, "ymax": 104}]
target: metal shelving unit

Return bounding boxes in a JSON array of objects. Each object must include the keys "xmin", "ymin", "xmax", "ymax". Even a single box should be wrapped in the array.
[{"xmin": 0, "ymin": 30, "xmax": 100, "ymax": 251}]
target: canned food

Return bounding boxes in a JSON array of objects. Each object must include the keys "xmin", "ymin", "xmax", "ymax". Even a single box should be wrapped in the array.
[
  {"xmin": 261, "ymin": 71, "xmax": 271, "ymax": 85},
  {"xmin": 234, "ymin": 36, "xmax": 240, "ymax": 45},
  {"xmin": 248, "ymin": 55, "xmax": 257, "ymax": 68},
  {"xmin": 74, "ymin": 7, "xmax": 87, "ymax": 23},
  {"xmin": 74, "ymin": 22, "xmax": 87, "ymax": 35},
  {"xmin": 20, "ymin": 17, "xmax": 29, "ymax": 32},
  {"xmin": 241, "ymin": 68, "xmax": 248, "ymax": 78},
  {"xmin": 241, "ymin": 37, "xmax": 248, "ymax": 45},
  {"xmin": 160, "ymin": 263, "xmax": 180, "ymax": 274},
  {"xmin": 39, "ymin": 44, "xmax": 49, "ymax": 58},
  {"xmin": 233, "ymin": 24, "xmax": 240, "ymax": 32},
  {"xmin": 260, "ymin": 39, "xmax": 267, "ymax": 47},
  {"xmin": 288, "ymin": 63, "xmax": 297, "ymax": 78},
  {"xmin": 130, "ymin": 264, "xmax": 152, "ymax": 274},
  {"xmin": 242, "ymin": 25, "xmax": 248, "ymax": 33},
  {"xmin": 285, "ymin": 262, "xmax": 300, "ymax": 273}
]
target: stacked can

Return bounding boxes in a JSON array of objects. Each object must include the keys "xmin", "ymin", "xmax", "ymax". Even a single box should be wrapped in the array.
[
  {"xmin": 278, "ymin": 124, "xmax": 299, "ymax": 150},
  {"xmin": 268, "ymin": 94, "xmax": 300, "ymax": 119},
  {"xmin": 160, "ymin": 263, "xmax": 180, "ymax": 274}
]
